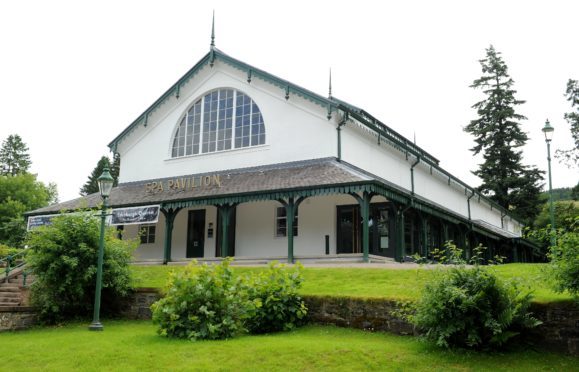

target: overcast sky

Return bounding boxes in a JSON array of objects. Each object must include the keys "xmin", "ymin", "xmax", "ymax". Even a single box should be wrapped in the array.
[{"xmin": 1, "ymin": 0, "xmax": 577, "ymax": 202}]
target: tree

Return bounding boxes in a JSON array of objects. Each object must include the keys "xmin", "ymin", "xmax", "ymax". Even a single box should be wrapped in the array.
[
  {"xmin": 79, "ymin": 155, "xmax": 119, "ymax": 196},
  {"xmin": 0, "ymin": 173, "xmax": 53, "ymax": 246},
  {"xmin": 25, "ymin": 213, "xmax": 135, "ymax": 323},
  {"xmin": 465, "ymin": 46, "xmax": 544, "ymax": 224},
  {"xmin": 556, "ymin": 79, "xmax": 579, "ymax": 167},
  {"xmin": 0, "ymin": 134, "xmax": 31, "ymax": 176}
]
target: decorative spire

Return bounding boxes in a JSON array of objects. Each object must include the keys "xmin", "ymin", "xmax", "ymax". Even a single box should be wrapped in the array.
[
  {"xmin": 328, "ymin": 68, "xmax": 332, "ymax": 98},
  {"xmin": 210, "ymin": 10, "xmax": 215, "ymax": 49}
]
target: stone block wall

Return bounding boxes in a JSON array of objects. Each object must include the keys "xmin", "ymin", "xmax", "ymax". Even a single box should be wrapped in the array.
[
  {"xmin": 530, "ymin": 302, "xmax": 578, "ymax": 356},
  {"xmin": 0, "ymin": 307, "xmax": 37, "ymax": 332},
  {"xmin": 4, "ymin": 288, "xmax": 577, "ymax": 356}
]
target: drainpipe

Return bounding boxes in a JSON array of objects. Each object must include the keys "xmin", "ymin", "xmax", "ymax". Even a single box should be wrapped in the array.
[
  {"xmin": 500, "ymin": 211, "xmax": 507, "ymax": 229},
  {"xmin": 466, "ymin": 190, "xmax": 476, "ymax": 259},
  {"xmin": 410, "ymin": 157, "xmax": 420, "ymax": 195},
  {"xmin": 467, "ymin": 189, "xmax": 475, "ymax": 221},
  {"xmin": 336, "ymin": 112, "xmax": 348, "ymax": 161}
]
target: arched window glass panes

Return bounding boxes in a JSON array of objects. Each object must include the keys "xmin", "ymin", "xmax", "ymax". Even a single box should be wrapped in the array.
[{"xmin": 172, "ymin": 89, "xmax": 265, "ymax": 158}]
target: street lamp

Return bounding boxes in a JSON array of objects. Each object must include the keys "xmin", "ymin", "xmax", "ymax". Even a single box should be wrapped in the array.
[
  {"xmin": 89, "ymin": 166, "xmax": 114, "ymax": 331},
  {"xmin": 541, "ymin": 120, "xmax": 556, "ymax": 247}
]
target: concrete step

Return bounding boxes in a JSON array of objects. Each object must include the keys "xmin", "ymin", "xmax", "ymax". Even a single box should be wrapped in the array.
[
  {"xmin": 0, "ymin": 292, "xmax": 20, "ymax": 298},
  {"xmin": 0, "ymin": 286, "xmax": 20, "ymax": 292},
  {"xmin": 0, "ymin": 299, "xmax": 20, "ymax": 305}
]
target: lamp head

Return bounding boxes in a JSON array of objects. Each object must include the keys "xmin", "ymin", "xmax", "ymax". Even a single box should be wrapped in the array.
[
  {"xmin": 97, "ymin": 166, "xmax": 114, "ymax": 198},
  {"xmin": 542, "ymin": 119, "xmax": 554, "ymax": 142}
]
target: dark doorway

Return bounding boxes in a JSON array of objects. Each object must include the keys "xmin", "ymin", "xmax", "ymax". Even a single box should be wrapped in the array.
[
  {"xmin": 186, "ymin": 209, "xmax": 206, "ymax": 258},
  {"xmin": 369, "ymin": 203, "xmax": 394, "ymax": 258},
  {"xmin": 337, "ymin": 203, "xmax": 394, "ymax": 258},
  {"xmin": 216, "ymin": 206, "xmax": 236, "ymax": 257},
  {"xmin": 337, "ymin": 205, "xmax": 360, "ymax": 254}
]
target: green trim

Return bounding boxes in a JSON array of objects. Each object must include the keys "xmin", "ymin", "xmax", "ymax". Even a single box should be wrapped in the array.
[
  {"xmin": 160, "ymin": 207, "xmax": 181, "ymax": 264},
  {"xmin": 338, "ymin": 104, "xmax": 521, "ymax": 225},
  {"xmin": 105, "ymin": 46, "xmax": 521, "ymax": 227},
  {"xmin": 108, "ymin": 53, "xmax": 212, "ymax": 150}
]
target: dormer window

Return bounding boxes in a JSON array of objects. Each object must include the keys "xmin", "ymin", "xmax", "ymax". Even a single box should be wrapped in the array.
[{"xmin": 171, "ymin": 88, "xmax": 266, "ymax": 158}]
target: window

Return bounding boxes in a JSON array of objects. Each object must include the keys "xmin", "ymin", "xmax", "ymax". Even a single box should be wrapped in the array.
[
  {"xmin": 275, "ymin": 207, "xmax": 298, "ymax": 237},
  {"xmin": 139, "ymin": 224, "xmax": 156, "ymax": 244},
  {"xmin": 172, "ymin": 89, "xmax": 265, "ymax": 158}
]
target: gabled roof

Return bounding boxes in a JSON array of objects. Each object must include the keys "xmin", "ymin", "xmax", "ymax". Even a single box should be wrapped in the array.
[{"xmin": 106, "ymin": 47, "xmax": 523, "ymax": 225}]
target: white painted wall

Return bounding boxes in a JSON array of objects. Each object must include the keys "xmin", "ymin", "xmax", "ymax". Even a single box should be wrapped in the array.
[
  {"xmin": 117, "ymin": 61, "xmax": 336, "ymax": 184},
  {"xmin": 114, "ymin": 57, "xmax": 521, "ymax": 243},
  {"xmin": 340, "ymin": 122, "xmax": 412, "ymax": 190},
  {"xmin": 413, "ymin": 164, "xmax": 469, "ymax": 218}
]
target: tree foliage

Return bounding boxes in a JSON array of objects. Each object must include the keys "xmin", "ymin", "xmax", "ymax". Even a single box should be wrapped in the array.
[
  {"xmin": 465, "ymin": 46, "xmax": 544, "ymax": 224},
  {"xmin": 411, "ymin": 242, "xmax": 541, "ymax": 349},
  {"xmin": 151, "ymin": 260, "xmax": 308, "ymax": 340},
  {"xmin": 245, "ymin": 262, "xmax": 307, "ymax": 334},
  {"xmin": 0, "ymin": 134, "xmax": 31, "ymax": 176},
  {"xmin": 80, "ymin": 155, "xmax": 120, "ymax": 196},
  {"xmin": 25, "ymin": 213, "xmax": 136, "ymax": 323},
  {"xmin": 151, "ymin": 259, "xmax": 253, "ymax": 340},
  {"xmin": 556, "ymin": 79, "xmax": 579, "ymax": 167},
  {"xmin": 0, "ymin": 173, "xmax": 54, "ymax": 246}
]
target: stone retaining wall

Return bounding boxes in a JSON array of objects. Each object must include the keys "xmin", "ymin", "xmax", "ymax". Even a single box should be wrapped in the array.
[
  {"xmin": 124, "ymin": 289, "xmax": 578, "ymax": 355},
  {"xmin": 0, "ymin": 307, "xmax": 37, "ymax": 332},
  {"xmin": 4, "ymin": 288, "xmax": 577, "ymax": 355}
]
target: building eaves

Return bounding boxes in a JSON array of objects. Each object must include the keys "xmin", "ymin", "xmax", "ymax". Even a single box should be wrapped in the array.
[{"xmin": 105, "ymin": 48, "xmax": 523, "ymax": 226}]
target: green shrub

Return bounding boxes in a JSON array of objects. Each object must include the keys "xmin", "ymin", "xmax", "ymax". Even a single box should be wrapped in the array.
[
  {"xmin": 25, "ymin": 213, "xmax": 135, "ymax": 323},
  {"xmin": 151, "ymin": 259, "xmax": 253, "ymax": 340},
  {"xmin": 411, "ymin": 265, "xmax": 541, "ymax": 349},
  {"xmin": 245, "ymin": 261, "xmax": 307, "ymax": 334},
  {"xmin": 0, "ymin": 244, "xmax": 23, "ymax": 258},
  {"xmin": 547, "ymin": 217, "xmax": 579, "ymax": 297}
]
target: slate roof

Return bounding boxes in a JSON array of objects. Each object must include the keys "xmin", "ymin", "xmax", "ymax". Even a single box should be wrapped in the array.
[{"xmin": 27, "ymin": 158, "xmax": 372, "ymax": 215}]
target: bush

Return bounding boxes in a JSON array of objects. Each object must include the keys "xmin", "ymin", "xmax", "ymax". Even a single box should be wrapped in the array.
[
  {"xmin": 245, "ymin": 261, "xmax": 307, "ymax": 334},
  {"xmin": 411, "ymin": 265, "xmax": 541, "ymax": 349},
  {"xmin": 0, "ymin": 244, "xmax": 23, "ymax": 258},
  {"xmin": 547, "ymin": 217, "xmax": 579, "ymax": 297},
  {"xmin": 25, "ymin": 213, "xmax": 135, "ymax": 323},
  {"xmin": 151, "ymin": 259, "xmax": 253, "ymax": 340}
]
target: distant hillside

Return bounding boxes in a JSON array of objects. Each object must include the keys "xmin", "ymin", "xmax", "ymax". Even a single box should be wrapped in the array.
[{"xmin": 542, "ymin": 187, "xmax": 577, "ymax": 201}]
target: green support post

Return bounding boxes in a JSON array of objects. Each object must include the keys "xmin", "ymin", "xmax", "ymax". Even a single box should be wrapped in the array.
[
  {"xmin": 397, "ymin": 210, "xmax": 405, "ymax": 262},
  {"xmin": 361, "ymin": 192, "xmax": 370, "ymax": 263},
  {"xmin": 161, "ymin": 208, "xmax": 181, "ymax": 265},
  {"xmin": 421, "ymin": 216, "xmax": 428, "ymax": 258},
  {"xmin": 287, "ymin": 198, "xmax": 295, "ymax": 263},
  {"xmin": 278, "ymin": 197, "xmax": 306, "ymax": 264},
  {"xmin": 219, "ymin": 204, "xmax": 233, "ymax": 257}
]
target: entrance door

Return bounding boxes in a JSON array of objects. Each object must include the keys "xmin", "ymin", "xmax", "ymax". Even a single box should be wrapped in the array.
[
  {"xmin": 187, "ymin": 210, "xmax": 206, "ymax": 258},
  {"xmin": 337, "ymin": 203, "xmax": 394, "ymax": 258},
  {"xmin": 216, "ymin": 206, "xmax": 236, "ymax": 257},
  {"xmin": 369, "ymin": 205, "xmax": 394, "ymax": 257},
  {"xmin": 337, "ymin": 205, "xmax": 360, "ymax": 254}
]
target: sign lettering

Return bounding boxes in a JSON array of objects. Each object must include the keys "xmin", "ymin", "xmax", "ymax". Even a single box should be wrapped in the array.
[{"xmin": 145, "ymin": 174, "xmax": 222, "ymax": 194}]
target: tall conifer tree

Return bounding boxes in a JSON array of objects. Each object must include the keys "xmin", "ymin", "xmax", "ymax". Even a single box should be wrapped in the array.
[
  {"xmin": 80, "ymin": 156, "xmax": 112, "ymax": 196},
  {"xmin": 465, "ymin": 46, "xmax": 544, "ymax": 224},
  {"xmin": 556, "ymin": 79, "xmax": 579, "ymax": 167},
  {"xmin": 0, "ymin": 134, "xmax": 31, "ymax": 176}
]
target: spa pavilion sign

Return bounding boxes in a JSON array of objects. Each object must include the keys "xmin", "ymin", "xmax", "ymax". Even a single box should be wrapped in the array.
[
  {"xmin": 145, "ymin": 174, "xmax": 222, "ymax": 194},
  {"xmin": 25, "ymin": 31, "xmax": 539, "ymax": 265}
]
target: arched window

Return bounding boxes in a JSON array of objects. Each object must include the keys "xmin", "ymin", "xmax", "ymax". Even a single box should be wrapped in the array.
[{"xmin": 171, "ymin": 88, "xmax": 266, "ymax": 157}]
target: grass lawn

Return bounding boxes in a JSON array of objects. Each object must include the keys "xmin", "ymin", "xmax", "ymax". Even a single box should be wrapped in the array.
[
  {"xmin": 3, "ymin": 321, "xmax": 577, "ymax": 371},
  {"xmin": 131, "ymin": 263, "xmax": 572, "ymax": 303}
]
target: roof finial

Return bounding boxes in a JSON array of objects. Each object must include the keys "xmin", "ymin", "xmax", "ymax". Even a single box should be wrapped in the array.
[
  {"xmin": 210, "ymin": 10, "xmax": 215, "ymax": 49},
  {"xmin": 328, "ymin": 68, "xmax": 332, "ymax": 99},
  {"xmin": 413, "ymin": 131, "xmax": 416, "ymax": 145}
]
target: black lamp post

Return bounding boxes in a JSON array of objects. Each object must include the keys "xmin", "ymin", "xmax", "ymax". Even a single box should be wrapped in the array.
[
  {"xmin": 541, "ymin": 120, "xmax": 556, "ymax": 247},
  {"xmin": 89, "ymin": 166, "xmax": 114, "ymax": 331}
]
